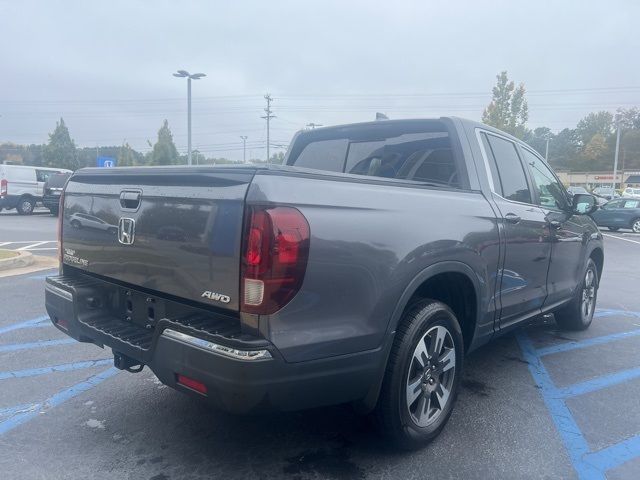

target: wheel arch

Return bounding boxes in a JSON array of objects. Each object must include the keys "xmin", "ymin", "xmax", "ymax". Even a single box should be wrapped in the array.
[
  {"xmin": 387, "ymin": 261, "xmax": 483, "ymax": 353},
  {"xmin": 588, "ymin": 246, "xmax": 604, "ymax": 281}
]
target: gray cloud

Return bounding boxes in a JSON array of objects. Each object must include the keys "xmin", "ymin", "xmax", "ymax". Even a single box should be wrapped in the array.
[{"xmin": 1, "ymin": 0, "xmax": 638, "ymax": 159}]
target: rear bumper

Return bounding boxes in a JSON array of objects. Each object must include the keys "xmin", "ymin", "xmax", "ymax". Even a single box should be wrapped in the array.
[
  {"xmin": 42, "ymin": 194, "xmax": 61, "ymax": 210},
  {"xmin": 45, "ymin": 273, "xmax": 383, "ymax": 413},
  {"xmin": 0, "ymin": 195, "xmax": 19, "ymax": 209}
]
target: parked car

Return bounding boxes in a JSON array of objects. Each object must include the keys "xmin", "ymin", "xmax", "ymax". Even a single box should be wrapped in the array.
[
  {"xmin": 68, "ymin": 213, "xmax": 118, "ymax": 235},
  {"xmin": 621, "ymin": 187, "xmax": 640, "ymax": 199},
  {"xmin": 567, "ymin": 186, "xmax": 589, "ymax": 196},
  {"xmin": 0, "ymin": 164, "xmax": 72, "ymax": 214},
  {"xmin": 42, "ymin": 172, "xmax": 71, "ymax": 216},
  {"xmin": 45, "ymin": 118, "xmax": 603, "ymax": 449},
  {"xmin": 590, "ymin": 198, "xmax": 640, "ymax": 233},
  {"xmin": 592, "ymin": 186, "xmax": 619, "ymax": 201}
]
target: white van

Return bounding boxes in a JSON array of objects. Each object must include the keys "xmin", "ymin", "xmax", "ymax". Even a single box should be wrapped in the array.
[{"xmin": 0, "ymin": 164, "xmax": 72, "ymax": 215}]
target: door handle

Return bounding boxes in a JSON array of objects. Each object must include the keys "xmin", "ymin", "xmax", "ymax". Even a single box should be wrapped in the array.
[{"xmin": 504, "ymin": 213, "xmax": 521, "ymax": 224}]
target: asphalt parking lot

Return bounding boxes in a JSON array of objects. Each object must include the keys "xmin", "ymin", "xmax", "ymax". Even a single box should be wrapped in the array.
[{"xmin": 1, "ymin": 212, "xmax": 640, "ymax": 479}]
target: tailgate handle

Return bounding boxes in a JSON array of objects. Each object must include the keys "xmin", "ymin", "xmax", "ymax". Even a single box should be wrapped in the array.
[{"xmin": 120, "ymin": 190, "xmax": 142, "ymax": 210}]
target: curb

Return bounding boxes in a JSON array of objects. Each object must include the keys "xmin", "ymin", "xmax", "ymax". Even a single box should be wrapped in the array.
[{"xmin": 0, "ymin": 251, "xmax": 35, "ymax": 272}]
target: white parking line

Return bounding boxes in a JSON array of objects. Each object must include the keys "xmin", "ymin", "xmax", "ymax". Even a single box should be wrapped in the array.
[
  {"xmin": 602, "ymin": 233, "xmax": 640, "ymax": 245},
  {"xmin": 25, "ymin": 247, "xmax": 58, "ymax": 251},
  {"xmin": 16, "ymin": 241, "xmax": 52, "ymax": 251},
  {"xmin": 0, "ymin": 242, "xmax": 11, "ymax": 247}
]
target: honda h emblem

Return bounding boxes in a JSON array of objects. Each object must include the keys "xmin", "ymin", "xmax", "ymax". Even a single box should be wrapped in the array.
[{"xmin": 118, "ymin": 218, "xmax": 136, "ymax": 245}]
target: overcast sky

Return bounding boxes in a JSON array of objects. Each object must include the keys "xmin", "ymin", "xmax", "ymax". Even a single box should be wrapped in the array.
[{"xmin": 1, "ymin": 0, "xmax": 639, "ymax": 160}]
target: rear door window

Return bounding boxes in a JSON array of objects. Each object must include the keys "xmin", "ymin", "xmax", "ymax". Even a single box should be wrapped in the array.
[{"xmin": 483, "ymin": 133, "xmax": 532, "ymax": 204}]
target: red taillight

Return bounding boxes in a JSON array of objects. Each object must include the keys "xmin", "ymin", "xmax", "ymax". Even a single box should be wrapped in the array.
[
  {"xmin": 176, "ymin": 374, "xmax": 207, "ymax": 395},
  {"xmin": 57, "ymin": 191, "xmax": 64, "ymax": 267},
  {"xmin": 241, "ymin": 206, "xmax": 310, "ymax": 315},
  {"xmin": 0, "ymin": 179, "xmax": 7, "ymax": 197}
]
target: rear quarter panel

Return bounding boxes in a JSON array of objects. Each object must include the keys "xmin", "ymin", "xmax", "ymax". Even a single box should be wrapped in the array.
[{"xmin": 249, "ymin": 171, "xmax": 500, "ymax": 362}]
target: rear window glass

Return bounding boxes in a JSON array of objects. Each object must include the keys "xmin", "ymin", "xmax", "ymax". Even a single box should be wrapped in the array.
[
  {"xmin": 287, "ymin": 123, "xmax": 461, "ymax": 189},
  {"xmin": 46, "ymin": 173, "xmax": 71, "ymax": 187}
]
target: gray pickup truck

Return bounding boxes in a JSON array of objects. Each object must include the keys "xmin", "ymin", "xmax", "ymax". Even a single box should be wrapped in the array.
[{"xmin": 45, "ymin": 118, "xmax": 603, "ymax": 448}]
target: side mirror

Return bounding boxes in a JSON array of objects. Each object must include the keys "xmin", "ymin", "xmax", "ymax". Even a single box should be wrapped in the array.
[{"xmin": 572, "ymin": 193, "xmax": 597, "ymax": 215}]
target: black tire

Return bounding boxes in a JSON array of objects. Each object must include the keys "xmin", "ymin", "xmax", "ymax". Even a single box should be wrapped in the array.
[
  {"xmin": 375, "ymin": 300, "xmax": 463, "ymax": 450},
  {"xmin": 49, "ymin": 208, "xmax": 59, "ymax": 217},
  {"xmin": 631, "ymin": 218, "xmax": 640, "ymax": 234},
  {"xmin": 607, "ymin": 227, "xmax": 619, "ymax": 232},
  {"xmin": 17, "ymin": 197, "xmax": 35, "ymax": 215},
  {"xmin": 554, "ymin": 258, "xmax": 599, "ymax": 331}
]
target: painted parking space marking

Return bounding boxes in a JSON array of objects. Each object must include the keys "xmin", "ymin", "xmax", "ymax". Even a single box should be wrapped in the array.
[
  {"xmin": 1, "ymin": 240, "xmax": 57, "ymax": 251},
  {"xmin": 0, "ymin": 315, "xmax": 50, "ymax": 335},
  {"xmin": 536, "ymin": 328, "xmax": 640, "ymax": 356},
  {"xmin": 557, "ymin": 366, "xmax": 640, "ymax": 398},
  {"xmin": 16, "ymin": 241, "xmax": 51, "ymax": 251},
  {"xmin": 0, "ymin": 403, "xmax": 38, "ymax": 419},
  {"xmin": 0, "ymin": 359, "xmax": 112, "ymax": 380},
  {"xmin": 0, "ymin": 367, "xmax": 119, "ymax": 436},
  {"xmin": 0, "ymin": 314, "xmax": 119, "ymax": 437},
  {"xmin": 519, "ymin": 308, "xmax": 640, "ymax": 479},
  {"xmin": 0, "ymin": 338, "xmax": 75, "ymax": 353},
  {"xmin": 602, "ymin": 233, "xmax": 640, "ymax": 245}
]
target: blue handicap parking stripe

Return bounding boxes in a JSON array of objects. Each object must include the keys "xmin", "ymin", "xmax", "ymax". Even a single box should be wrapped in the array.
[
  {"xmin": 516, "ymin": 333, "xmax": 604, "ymax": 479},
  {"xmin": 0, "ymin": 367, "xmax": 119, "ymax": 436},
  {"xmin": 558, "ymin": 366, "xmax": 640, "ymax": 399},
  {"xmin": 0, "ymin": 359, "xmax": 112, "ymax": 380},
  {"xmin": 0, "ymin": 403, "xmax": 38, "ymax": 419},
  {"xmin": 0, "ymin": 316, "xmax": 51, "ymax": 335},
  {"xmin": 0, "ymin": 338, "xmax": 75, "ymax": 353},
  {"xmin": 536, "ymin": 329, "xmax": 640, "ymax": 357},
  {"xmin": 583, "ymin": 434, "xmax": 640, "ymax": 473}
]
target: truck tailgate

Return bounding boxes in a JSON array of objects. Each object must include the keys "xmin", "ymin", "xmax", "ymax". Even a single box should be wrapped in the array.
[{"xmin": 61, "ymin": 167, "xmax": 255, "ymax": 312}]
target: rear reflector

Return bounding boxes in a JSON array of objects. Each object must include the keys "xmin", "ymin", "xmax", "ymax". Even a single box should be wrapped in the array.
[
  {"xmin": 176, "ymin": 374, "xmax": 207, "ymax": 395},
  {"xmin": 55, "ymin": 317, "xmax": 69, "ymax": 331}
]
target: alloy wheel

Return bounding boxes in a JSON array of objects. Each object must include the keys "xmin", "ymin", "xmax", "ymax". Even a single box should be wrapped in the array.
[
  {"xmin": 581, "ymin": 268, "xmax": 597, "ymax": 320},
  {"xmin": 633, "ymin": 219, "xmax": 640, "ymax": 234},
  {"xmin": 405, "ymin": 325, "xmax": 456, "ymax": 427}
]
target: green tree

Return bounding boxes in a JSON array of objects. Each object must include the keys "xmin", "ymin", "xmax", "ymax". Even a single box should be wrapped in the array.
[
  {"xmin": 616, "ymin": 107, "xmax": 640, "ymax": 130},
  {"xmin": 118, "ymin": 142, "xmax": 137, "ymax": 166},
  {"xmin": 548, "ymin": 128, "xmax": 580, "ymax": 169},
  {"xmin": 43, "ymin": 118, "xmax": 78, "ymax": 170},
  {"xmin": 576, "ymin": 111, "xmax": 613, "ymax": 145},
  {"xmin": 482, "ymin": 71, "xmax": 529, "ymax": 138},
  {"xmin": 149, "ymin": 120, "xmax": 179, "ymax": 165},
  {"xmin": 525, "ymin": 127, "xmax": 553, "ymax": 158}
]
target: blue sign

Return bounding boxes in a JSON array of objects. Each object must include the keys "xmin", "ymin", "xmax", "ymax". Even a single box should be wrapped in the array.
[{"xmin": 97, "ymin": 156, "xmax": 116, "ymax": 168}]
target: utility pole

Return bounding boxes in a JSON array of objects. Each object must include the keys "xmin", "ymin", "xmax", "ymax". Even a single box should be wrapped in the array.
[
  {"xmin": 545, "ymin": 138, "xmax": 550, "ymax": 161},
  {"xmin": 262, "ymin": 94, "xmax": 275, "ymax": 163},
  {"xmin": 240, "ymin": 136, "xmax": 248, "ymax": 163},
  {"xmin": 613, "ymin": 117, "xmax": 621, "ymax": 190},
  {"xmin": 306, "ymin": 123, "xmax": 323, "ymax": 130}
]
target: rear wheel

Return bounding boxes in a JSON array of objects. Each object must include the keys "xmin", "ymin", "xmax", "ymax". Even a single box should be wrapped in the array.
[
  {"xmin": 554, "ymin": 258, "xmax": 599, "ymax": 330},
  {"xmin": 49, "ymin": 208, "xmax": 59, "ymax": 216},
  {"xmin": 631, "ymin": 218, "xmax": 640, "ymax": 234},
  {"xmin": 17, "ymin": 197, "xmax": 35, "ymax": 215},
  {"xmin": 375, "ymin": 300, "xmax": 463, "ymax": 449}
]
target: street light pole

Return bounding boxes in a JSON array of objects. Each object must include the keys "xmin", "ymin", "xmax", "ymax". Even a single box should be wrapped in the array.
[
  {"xmin": 240, "ymin": 136, "xmax": 248, "ymax": 163},
  {"xmin": 613, "ymin": 117, "xmax": 621, "ymax": 190},
  {"xmin": 173, "ymin": 70, "xmax": 206, "ymax": 166}
]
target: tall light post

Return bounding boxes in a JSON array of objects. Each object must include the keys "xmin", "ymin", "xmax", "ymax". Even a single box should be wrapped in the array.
[
  {"xmin": 173, "ymin": 70, "xmax": 206, "ymax": 166},
  {"xmin": 240, "ymin": 136, "xmax": 248, "ymax": 163},
  {"xmin": 613, "ymin": 115, "xmax": 621, "ymax": 190}
]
